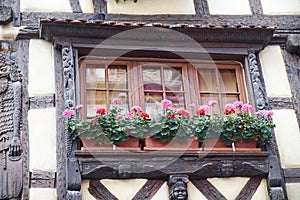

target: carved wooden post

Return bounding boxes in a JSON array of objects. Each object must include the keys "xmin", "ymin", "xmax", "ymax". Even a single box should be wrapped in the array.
[
  {"xmin": 248, "ymin": 50, "xmax": 286, "ymax": 200},
  {"xmin": 62, "ymin": 44, "xmax": 82, "ymax": 200},
  {"xmin": 0, "ymin": 50, "xmax": 23, "ymax": 199}
]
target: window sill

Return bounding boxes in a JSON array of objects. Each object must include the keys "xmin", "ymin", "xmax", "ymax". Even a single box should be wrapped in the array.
[{"xmin": 74, "ymin": 150, "xmax": 269, "ymax": 179}]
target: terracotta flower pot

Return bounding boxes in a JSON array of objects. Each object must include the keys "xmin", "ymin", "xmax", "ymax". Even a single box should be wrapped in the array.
[
  {"xmin": 144, "ymin": 137, "xmax": 199, "ymax": 151},
  {"xmin": 80, "ymin": 137, "xmax": 113, "ymax": 150},
  {"xmin": 234, "ymin": 139, "xmax": 261, "ymax": 152},
  {"xmin": 115, "ymin": 137, "xmax": 141, "ymax": 151},
  {"xmin": 202, "ymin": 138, "xmax": 233, "ymax": 151}
]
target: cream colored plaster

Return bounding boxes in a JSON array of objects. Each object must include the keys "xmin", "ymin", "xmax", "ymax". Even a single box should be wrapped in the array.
[
  {"xmin": 151, "ymin": 182, "xmax": 169, "ymax": 200},
  {"xmin": 188, "ymin": 182, "xmax": 207, "ymax": 200},
  {"xmin": 28, "ymin": 39, "xmax": 55, "ymax": 97},
  {"xmin": 273, "ymin": 109, "xmax": 300, "ymax": 168},
  {"xmin": 286, "ymin": 183, "xmax": 300, "ymax": 200},
  {"xmin": 29, "ymin": 188, "xmax": 56, "ymax": 200},
  {"xmin": 28, "ymin": 108, "xmax": 56, "ymax": 172},
  {"xmin": 251, "ymin": 179, "xmax": 269, "ymax": 200},
  {"xmin": 208, "ymin": 177, "xmax": 249, "ymax": 199},
  {"xmin": 261, "ymin": 0, "xmax": 300, "ymax": 15},
  {"xmin": 81, "ymin": 180, "xmax": 96, "ymax": 200},
  {"xmin": 0, "ymin": 24, "xmax": 24, "ymax": 40},
  {"xmin": 101, "ymin": 179, "xmax": 147, "ymax": 199},
  {"xmin": 259, "ymin": 46, "xmax": 292, "ymax": 98},
  {"xmin": 107, "ymin": 0, "xmax": 195, "ymax": 14},
  {"xmin": 79, "ymin": 0, "xmax": 94, "ymax": 13},
  {"xmin": 21, "ymin": 0, "xmax": 72, "ymax": 12},
  {"xmin": 207, "ymin": 0, "xmax": 252, "ymax": 15}
]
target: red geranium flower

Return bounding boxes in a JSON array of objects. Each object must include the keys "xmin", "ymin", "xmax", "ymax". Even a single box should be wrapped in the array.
[
  {"xmin": 140, "ymin": 112, "xmax": 151, "ymax": 120},
  {"xmin": 94, "ymin": 106, "xmax": 106, "ymax": 115}
]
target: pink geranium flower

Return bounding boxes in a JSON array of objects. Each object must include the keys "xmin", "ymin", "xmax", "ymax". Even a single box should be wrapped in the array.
[
  {"xmin": 224, "ymin": 104, "xmax": 236, "ymax": 115},
  {"xmin": 75, "ymin": 104, "xmax": 84, "ymax": 110},
  {"xmin": 233, "ymin": 101, "xmax": 244, "ymax": 108},
  {"xmin": 241, "ymin": 104, "xmax": 253, "ymax": 112},
  {"xmin": 208, "ymin": 100, "xmax": 217, "ymax": 106},
  {"xmin": 118, "ymin": 93, "xmax": 127, "ymax": 98},
  {"xmin": 161, "ymin": 99, "xmax": 172, "ymax": 109},
  {"xmin": 264, "ymin": 110, "xmax": 274, "ymax": 117},
  {"xmin": 62, "ymin": 109, "xmax": 75, "ymax": 117},
  {"xmin": 130, "ymin": 105, "xmax": 142, "ymax": 112},
  {"xmin": 112, "ymin": 98, "xmax": 122, "ymax": 105}
]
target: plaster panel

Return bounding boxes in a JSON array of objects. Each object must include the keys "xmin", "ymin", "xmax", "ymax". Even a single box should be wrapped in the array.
[
  {"xmin": 151, "ymin": 182, "xmax": 169, "ymax": 200},
  {"xmin": 286, "ymin": 183, "xmax": 300, "ymax": 200},
  {"xmin": 188, "ymin": 182, "xmax": 207, "ymax": 200},
  {"xmin": 0, "ymin": 24, "xmax": 24, "ymax": 40},
  {"xmin": 28, "ymin": 108, "xmax": 56, "ymax": 172},
  {"xmin": 100, "ymin": 179, "xmax": 147, "ymax": 199},
  {"xmin": 273, "ymin": 109, "xmax": 300, "ymax": 168},
  {"xmin": 207, "ymin": 0, "xmax": 251, "ymax": 15},
  {"xmin": 261, "ymin": 0, "xmax": 300, "ymax": 15},
  {"xmin": 81, "ymin": 180, "xmax": 96, "ymax": 200},
  {"xmin": 29, "ymin": 188, "xmax": 56, "ymax": 200},
  {"xmin": 207, "ymin": 177, "xmax": 249, "ymax": 199},
  {"xmin": 251, "ymin": 179, "xmax": 269, "ymax": 200},
  {"xmin": 107, "ymin": 0, "xmax": 195, "ymax": 14},
  {"xmin": 21, "ymin": 0, "xmax": 72, "ymax": 12},
  {"xmin": 259, "ymin": 46, "xmax": 292, "ymax": 98},
  {"xmin": 79, "ymin": 0, "xmax": 94, "ymax": 13},
  {"xmin": 28, "ymin": 39, "xmax": 55, "ymax": 97}
]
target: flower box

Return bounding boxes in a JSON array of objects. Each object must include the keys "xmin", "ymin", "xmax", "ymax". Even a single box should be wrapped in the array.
[
  {"xmin": 234, "ymin": 139, "xmax": 261, "ymax": 152},
  {"xmin": 202, "ymin": 138, "xmax": 232, "ymax": 151},
  {"xmin": 144, "ymin": 137, "xmax": 199, "ymax": 151},
  {"xmin": 81, "ymin": 137, "xmax": 114, "ymax": 151},
  {"xmin": 115, "ymin": 137, "xmax": 141, "ymax": 151}
]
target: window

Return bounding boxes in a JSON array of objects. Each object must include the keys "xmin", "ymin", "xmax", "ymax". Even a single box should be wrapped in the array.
[{"xmin": 79, "ymin": 58, "xmax": 246, "ymax": 118}]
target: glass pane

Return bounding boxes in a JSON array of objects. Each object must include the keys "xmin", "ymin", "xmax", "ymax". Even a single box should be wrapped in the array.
[
  {"xmin": 86, "ymin": 66, "xmax": 105, "ymax": 88},
  {"xmin": 164, "ymin": 67, "xmax": 183, "ymax": 91},
  {"xmin": 198, "ymin": 68, "xmax": 217, "ymax": 92},
  {"xmin": 143, "ymin": 67, "xmax": 162, "ymax": 91},
  {"xmin": 86, "ymin": 91, "xmax": 106, "ymax": 117},
  {"xmin": 109, "ymin": 91, "xmax": 129, "ymax": 114},
  {"xmin": 221, "ymin": 94, "xmax": 239, "ymax": 110},
  {"xmin": 219, "ymin": 69, "xmax": 238, "ymax": 92},
  {"xmin": 166, "ymin": 92, "xmax": 185, "ymax": 109},
  {"xmin": 108, "ymin": 65, "xmax": 127, "ymax": 89},
  {"xmin": 200, "ymin": 94, "xmax": 220, "ymax": 114},
  {"xmin": 144, "ymin": 92, "xmax": 163, "ymax": 118}
]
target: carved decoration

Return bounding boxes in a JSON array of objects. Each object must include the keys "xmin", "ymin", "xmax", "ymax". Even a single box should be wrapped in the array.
[
  {"xmin": 92, "ymin": 0, "xmax": 107, "ymax": 14},
  {"xmin": 29, "ymin": 95, "xmax": 55, "ymax": 109},
  {"xmin": 193, "ymin": 0, "xmax": 209, "ymax": 15},
  {"xmin": 1, "ymin": 0, "xmax": 20, "ymax": 26},
  {"xmin": 286, "ymin": 34, "xmax": 300, "ymax": 56},
  {"xmin": 67, "ymin": 191, "xmax": 82, "ymax": 200},
  {"xmin": 0, "ymin": 6, "xmax": 12, "ymax": 25},
  {"xmin": 216, "ymin": 160, "xmax": 234, "ymax": 177},
  {"xmin": 168, "ymin": 175, "xmax": 189, "ymax": 200},
  {"xmin": 69, "ymin": 0, "xmax": 82, "ymax": 13},
  {"xmin": 30, "ymin": 170, "xmax": 56, "ymax": 188},
  {"xmin": 0, "ymin": 50, "xmax": 22, "ymax": 199},
  {"xmin": 248, "ymin": 50, "xmax": 269, "ymax": 111}
]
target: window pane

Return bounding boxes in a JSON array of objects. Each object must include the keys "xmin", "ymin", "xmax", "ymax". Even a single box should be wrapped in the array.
[
  {"xmin": 86, "ymin": 66, "xmax": 105, "ymax": 88},
  {"xmin": 198, "ymin": 68, "xmax": 217, "ymax": 92},
  {"xmin": 145, "ymin": 92, "xmax": 163, "ymax": 118},
  {"xmin": 219, "ymin": 69, "xmax": 238, "ymax": 92},
  {"xmin": 200, "ymin": 94, "xmax": 221, "ymax": 114},
  {"xmin": 108, "ymin": 65, "xmax": 127, "ymax": 89},
  {"xmin": 222, "ymin": 94, "xmax": 239, "ymax": 106},
  {"xmin": 143, "ymin": 67, "xmax": 162, "ymax": 91},
  {"xmin": 109, "ymin": 91, "xmax": 129, "ymax": 114},
  {"xmin": 166, "ymin": 92, "xmax": 185, "ymax": 109},
  {"xmin": 164, "ymin": 67, "xmax": 183, "ymax": 91},
  {"xmin": 86, "ymin": 91, "xmax": 106, "ymax": 117}
]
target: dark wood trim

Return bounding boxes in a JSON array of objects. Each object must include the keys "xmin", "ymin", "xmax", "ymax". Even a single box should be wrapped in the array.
[
  {"xmin": 268, "ymin": 97, "xmax": 294, "ymax": 110},
  {"xmin": 17, "ymin": 39, "xmax": 30, "ymax": 200},
  {"xmin": 0, "ymin": 6, "xmax": 12, "ymax": 25},
  {"xmin": 89, "ymin": 180, "xmax": 118, "ymax": 200},
  {"xmin": 191, "ymin": 179, "xmax": 226, "ymax": 200},
  {"xmin": 54, "ymin": 46, "xmax": 67, "ymax": 199},
  {"xmin": 248, "ymin": 0, "xmax": 263, "ymax": 15},
  {"xmin": 235, "ymin": 177, "xmax": 263, "ymax": 200},
  {"xmin": 193, "ymin": 0, "xmax": 209, "ymax": 15},
  {"xmin": 21, "ymin": 12, "xmax": 300, "ymax": 29},
  {"xmin": 93, "ymin": 0, "xmax": 107, "ymax": 13},
  {"xmin": 30, "ymin": 170, "xmax": 56, "ymax": 188},
  {"xmin": 29, "ymin": 95, "xmax": 55, "ymax": 109},
  {"xmin": 69, "ymin": 0, "xmax": 82, "ymax": 13},
  {"xmin": 132, "ymin": 180, "xmax": 165, "ymax": 200},
  {"xmin": 284, "ymin": 168, "xmax": 300, "ymax": 183}
]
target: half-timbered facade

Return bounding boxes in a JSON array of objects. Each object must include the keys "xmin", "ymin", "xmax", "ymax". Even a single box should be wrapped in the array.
[{"xmin": 0, "ymin": 0, "xmax": 300, "ymax": 199}]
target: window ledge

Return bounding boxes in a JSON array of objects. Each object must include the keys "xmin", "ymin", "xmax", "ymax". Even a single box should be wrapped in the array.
[{"xmin": 74, "ymin": 150, "xmax": 269, "ymax": 179}]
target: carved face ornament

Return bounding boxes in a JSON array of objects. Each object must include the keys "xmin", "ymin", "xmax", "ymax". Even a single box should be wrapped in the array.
[{"xmin": 0, "ymin": 64, "xmax": 10, "ymax": 93}]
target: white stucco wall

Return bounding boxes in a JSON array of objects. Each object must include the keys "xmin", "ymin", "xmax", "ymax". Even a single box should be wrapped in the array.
[
  {"xmin": 79, "ymin": 0, "xmax": 94, "ymax": 13},
  {"xmin": 259, "ymin": 46, "xmax": 292, "ymax": 98},
  {"xmin": 107, "ymin": 0, "xmax": 195, "ymax": 14},
  {"xmin": 0, "ymin": 23, "xmax": 24, "ymax": 40},
  {"xmin": 29, "ymin": 188, "xmax": 56, "ymax": 200},
  {"xmin": 28, "ymin": 108, "xmax": 57, "ymax": 172},
  {"xmin": 20, "ymin": 0, "xmax": 72, "ymax": 12},
  {"xmin": 28, "ymin": 39, "xmax": 55, "ymax": 97},
  {"xmin": 273, "ymin": 109, "xmax": 300, "ymax": 168},
  {"xmin": 261, "ymin": 0, "xmax": 300, "ymax": 14},
  {"xmin": 286, "ymin": 183, "xmax": 300, "ymax": 200},
  {"xmin": 207, "ymin": 0, "xmax": 252, "ymax": 15}
]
